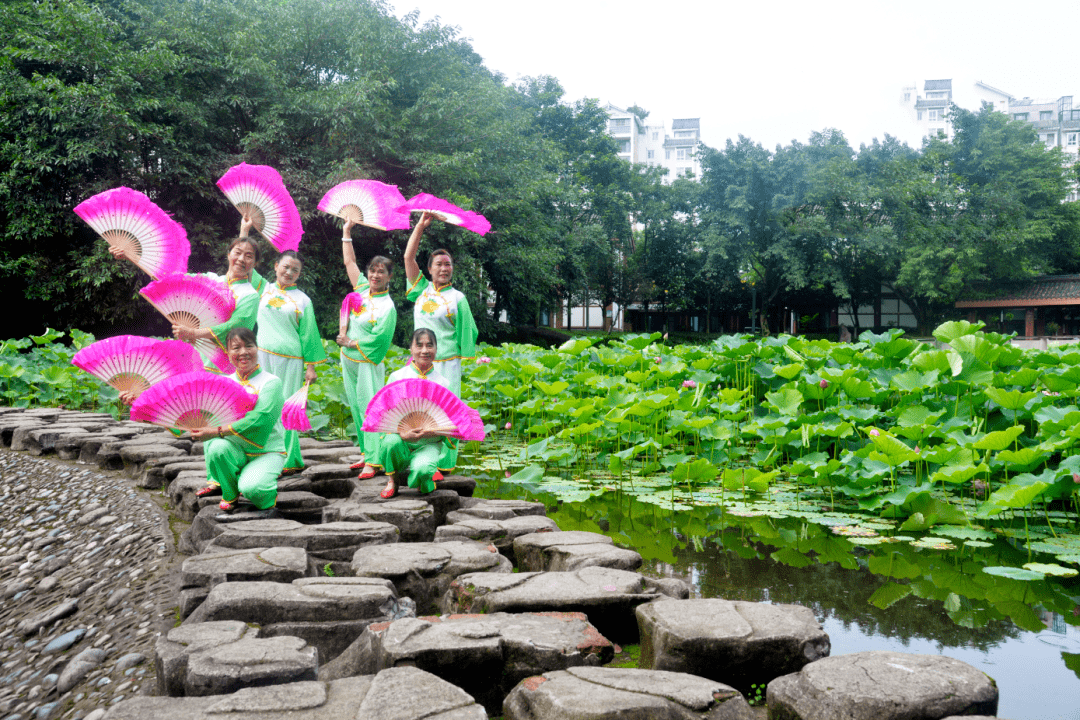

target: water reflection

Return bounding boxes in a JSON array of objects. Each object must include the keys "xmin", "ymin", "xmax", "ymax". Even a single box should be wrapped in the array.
[{"xmin": 475, "ymin": 475, "xmax": 1080, "ymax": 720}]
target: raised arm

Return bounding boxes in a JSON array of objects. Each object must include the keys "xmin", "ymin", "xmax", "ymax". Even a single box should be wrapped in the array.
[
  {"xmin": 403, "ymin": 212, "xmax": 434, "ymax": 286},
  {"xmin": 342, "ymin": 219, "xmax": 361, "ymax": 288}
]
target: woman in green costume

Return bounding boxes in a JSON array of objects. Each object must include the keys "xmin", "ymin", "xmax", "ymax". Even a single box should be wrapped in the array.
[
  {"xmin": 375, "ymin": 328, "xmax": 452, "ymax": 498},
  {"xmin": 402, "ymin": 212, "xmax": 479, "ymax": 477},
  {"xmin": 189, "ymin": 327, "xmax": 286, "ymax": 513},
  {"xmin": 111, "ymin": 216, "xmax": 267, "ymax": 372},
  {"xmin": 256, "ymin": 251, "xmax": 327, "ymax": 475},
  {"xmin": 340, "ymin": 218, "xmax": 397, "ymax": 478}
]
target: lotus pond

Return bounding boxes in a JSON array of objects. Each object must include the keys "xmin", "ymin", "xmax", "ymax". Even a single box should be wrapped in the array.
[{"xmin": 453, "ymin": 322, "xmax": 1080, "ymax": 720}]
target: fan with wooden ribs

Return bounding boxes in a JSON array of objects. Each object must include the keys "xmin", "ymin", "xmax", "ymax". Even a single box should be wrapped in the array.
[
  {"xmin": 318, "ymin": 179, "xmax": 411, "ymax": 231},
  {"xmin": 139, "ymin": 274, "xmax": 236, "ymax": 374},
  {"xmin": 130, "ymin": 372, "xmax": 255, "ymax": 431},
  {"xmin": 362, "ymin": 378, "xmax": 484, "ymax": 441},
  {"xmin": 71, "ymin": 335, "xmax": 203, "ymax": 398},
  {"xmin": 74, "ymin": 187, "xmax": 190, "ymax": 279},
  {"xmin": 217, "ymin": 163, "xmax": 304, "ymax": 252}
]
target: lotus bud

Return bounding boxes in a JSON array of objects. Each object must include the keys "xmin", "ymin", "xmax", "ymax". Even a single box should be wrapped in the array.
[
  {"xmin": 869, "ymin": 428, "xmax": 880, "ymax": 437},
  {"xmin": 1073, "ymin": 472, "xmax": 1080, "ymax": 484},
  {"xmin": 682, "ymin": 380, "xmax": 697, "ymax": 388},
  {"xmin": 972, "ymin": 479, "xmax": 987, "ymax": 497},
  {"xmin": 504, "ymin": 422, "xmax": 512, "ymax": 430},
  {"xmin": 819, "ymin": 379, "xmax": 828, "ymax": 389}
]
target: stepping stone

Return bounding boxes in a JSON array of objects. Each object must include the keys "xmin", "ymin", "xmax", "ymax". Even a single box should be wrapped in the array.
[
  {"xmin": 435, "ymin": 514, "xmax": 559, "ymax": 554},
  {"xmin": 767, "ymin": 650, "xmax": 999, "ymax": 720},
  {"xmin": 183, "ymin": 513, "xmax": 397, "ymax": 565},
  {"xmin": 185, "ymin": 635, "xmax": 318, "ymax": 696},
  {"xmin": 106, "ymin": 670, "xmax": 486, "ymax": 720},
  {"xmin": 0, "ymin": 418, "xmax": 48, "ymax": 447},
  {"xmin": 120, "ymin": 443, "xmax": 190, "ymax": 477},
  {"xmin": 183, "ymin": 577, "xmax": 415, "ymax": 664},
  {"xmin": 449, "ymin": 498, "xmax": 546, "ymax": 520},
  {"xmin": 350, "ymin": 540, "xmax": 512, "ymax": 614},
  {"xmin": 156, "ymin": 621, "xmax": 257, "ymax": 696},
  {"xmin": 349, "ymin": 479, "xmax": 461, "ymax": 525},
  {"xmin": 432, "ymin": 474, "xmax": 476, "ymax": 497},
  {"xmin": 503, "ymin": 667, "xmax": 754, "ymax": 720},
  {"xmin": 326, "ymin": 499, "xmax": 437, "ymax": 542},
  {"xmin": 299, "ymin": 437, "xmax": 356, "ymax": 449},
  {"xmin": 514, "ymin": 530, "xmax": 642, "ymax": 572},
  {"xmin": 14, "ymin": 425, "xmax": 94, "ymax": 454},
  {"xmin": 636, "ymin": 598, "xmax": 830, "ymax": 691},
  {"xmin": 325, "ymin": 611, "xmax": 615, "ymax": 715},
  {"xmin": 442, "ymin": 566, "xmax": 684, "ymax": 643},
  {"xmin": 179, "ymin": 547, "xmax": 310, "ymax": 618},
  {"xmin": 297, "ymin": 446, "xmax": 362, "ymax": 465},
  {"xmin": 171, "ymin": 473, "xmax": 212, "ymax": 524}
]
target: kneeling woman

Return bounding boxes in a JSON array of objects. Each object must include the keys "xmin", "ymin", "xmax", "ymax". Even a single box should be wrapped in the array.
[
  {"xmin": 190, "ymin": 327, "xmax": 286, "ymax": 512},
  {"xmin": 375, "ymin": 329, "xmax": 451, "ymax": 499}
]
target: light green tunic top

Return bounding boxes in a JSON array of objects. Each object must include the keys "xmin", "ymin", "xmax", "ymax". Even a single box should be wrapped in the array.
[
  {"xmin": 223, "ymin": 366, "xmax": 286, "ymax": 456},
  {"xmin": 405, "ymin": 277, "xmax": 478, "ymax": 362},
  {"xmin": 256, "ymin": 283, "xmax": 327, "ymax": 367},
  {"xmin": 206, "ymin": 269, "xmax": 267, "ymax": 351},
  {"xmin": 342, "ymin": 288, "xmax": 397, "ymax": 366}
]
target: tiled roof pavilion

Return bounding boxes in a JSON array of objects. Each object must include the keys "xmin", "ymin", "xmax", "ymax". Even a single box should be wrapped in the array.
[
  {"xmin": 955, "ymin": 275, "xmax": 1080, "ymax": 308},
  {"xmin": 956, "ymin": 275, "xmax": 1080, "ymax": 337}
]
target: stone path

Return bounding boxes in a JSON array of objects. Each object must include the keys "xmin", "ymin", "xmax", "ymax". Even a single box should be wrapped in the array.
[{"xmin": 0, "ymin": 407, "xmax": 1007, "ymax": 720}]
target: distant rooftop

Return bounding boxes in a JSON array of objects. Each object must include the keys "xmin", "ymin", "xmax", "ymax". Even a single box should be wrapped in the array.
[
  {"xmin": 924, "ymin": 79, "xmax": 952, "ymax": 91},
  {"xmin": 672, "ymin": 118, "xmax": 700, "ymax": 130}
]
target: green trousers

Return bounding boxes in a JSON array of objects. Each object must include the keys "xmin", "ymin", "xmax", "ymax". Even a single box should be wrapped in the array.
[
  {"xmin": 260, "ymin": 350, "xmax": 305, "ymax": 471},
  {"xmin": 204, "ymin": 438, "xmax": 283, "ymax": 509},
  {"xmin": 341, "ymin": 356, "xmax": 385, "ymax": 461},
  {"xmin": 378, "ymin": 435, "xmax": 444, "ymax": 494}
]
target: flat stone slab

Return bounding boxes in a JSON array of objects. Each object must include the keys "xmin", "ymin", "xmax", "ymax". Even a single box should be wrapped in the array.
[
  {"xmin": 442, "ymin": 566, "xmax": 681, "ymax": 643},
  {"xmin": 187, "ymin": 515, "xmax": 398, "ymax": 561},
  {"xmin": 637, "ymin": 598, "xmax": 830, "ymax": 691},
  {"xmin": 186, "ymin": 635, "xmax": 318, "ymax": 696},
  {"xmin": 436, "ymin": 515, "xmax": 559, "ymax": 553},
  {"xmin": 179, "ymin": 547, "xmax": 311, "ymax": 616},
  {"xmin": 325, "ymin": 499, "xmax": 437, "ymax": 542},
  {"xmin": 514, "ymin": 530, "xmax": 642, "ymax": 572},
  {"xmin": 448, "ymin": 499, "xmax": 539, "ymax": 520},
  {"xmin": 105, "ymin": 670, "xmax": 486, "ymax": 720},
  {"xmin": 351, "ymin": 540, "xmax": 512, "ymax": 615},
  {"xmin": 766, "ymin": 650, "xmax": 999, "ymax": 720},
  {"xmin": 324, "ymin": 612, "xmax": 614, "ymax": 715},
  {"xmin": 156, "ymin": 620, "xmax": 258, "ymax": 697},
  {"xmin": 184, "ymin": 577, "xmax": 415, "ymax": 664},
  {"xmin": 503, "ymin": 666, "xmax": 754, "ymax": 720},
  {"xmin": 349, "ymin": 480, "xmax": 461, "ymax": 525}
]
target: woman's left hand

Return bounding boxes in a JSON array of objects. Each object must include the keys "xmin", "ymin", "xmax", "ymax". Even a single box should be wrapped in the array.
[
  {"xmin": 304, "ymin": 365, "xmax": 318, "ymax": 384},
  {"xmin": 400, "ymin": 427, "xmax": 426, "ymax": 442}
]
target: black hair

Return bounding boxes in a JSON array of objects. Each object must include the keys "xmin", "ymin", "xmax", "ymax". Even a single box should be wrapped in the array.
[
  {"xmin": 277, "ymin": 250, "xmax": 302, "ymax": 266},
  {"xmin": 367, "ymin": 255, "xmax": 393, "ymax": 274},
  {"xmin": 228, "ymin": 237, "xmax": 261, "ymax": 263},
  {"xmin": 411, "ymin": 328, "xmax": 437, "ymax": 347},
  {"xmin": 427, "ymin": 248, "xmax": 453, "ymax": 269},
  {"xmin": 225, "ymin": 326, "xmax": 257, "ymax": 348}
]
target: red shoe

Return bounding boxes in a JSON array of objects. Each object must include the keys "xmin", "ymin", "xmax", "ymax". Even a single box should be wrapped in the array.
[
  {"xmin": 379, "ymin": 479, "xmax": 398, "ymax": 499},
  {"xmin": 196, "ymin": 485, "xmax": 219, "ymax": 498},
  {"xmin": 280, "ymin": 467, "xmax": 303, "ymax": 477},
  {"xmin": 433, "ymin": 471, "xmax": 444, "ymax": 482},
  {"xmin": 348, "ymin": 457, "xmax": 366, "ymax": 470},
  {"xmin": 219, "ymin": 499, "xmax": 237, "ymax": 512},
  {"xmin": 358, "ymin": 465, "xmax": 380, "ymax": 480}
]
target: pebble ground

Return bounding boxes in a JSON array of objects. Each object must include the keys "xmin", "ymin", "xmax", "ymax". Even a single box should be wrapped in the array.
[{"xmin": 0, "ymin": 450, "xmax": 181, "ymax": 720}]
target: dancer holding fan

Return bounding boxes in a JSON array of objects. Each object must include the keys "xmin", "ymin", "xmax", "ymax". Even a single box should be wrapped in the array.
[
  {"xmin": 339, "ymin": 218, "xmax": 397, "ymax": 478},
  {"xmin": 256, "ymin": 250, "xmax": 326, "ymax": 476},
  {"xmin": 403, "ymin": 212, "xmax": 479, "ymax": 476},
  {"xmin": 369, "ymin": 329, "xmax": 452, "ymax": 498},
  {"xmin": 187, "ymin": 327, "xmax": 286, "ymax": 512}
]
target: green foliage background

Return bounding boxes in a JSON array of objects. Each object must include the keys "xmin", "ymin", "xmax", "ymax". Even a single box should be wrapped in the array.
[{"xmin": 2, "ymin": 0, "xmax": 1079, "ymax": 340}]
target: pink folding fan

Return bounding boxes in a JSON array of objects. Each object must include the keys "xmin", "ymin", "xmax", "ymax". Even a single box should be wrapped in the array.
[
  {"xmin": 282, "ymin": 382, "xmax": 312, "ymax": 432},
  {"xmin": 318, "ymin": 180, "xmax": 411, "ymax": 231},
  {"xmin": 217, "ymin": 163, "xmax": 303, "ymax": 252},
  {"xmin": 74, "ymin": 187, "xmax": 190, "ymax": 278},
  {"xmin": 362, "ymin": 378, "xmax": 485, "ymax": 441},
  {"xmin": 397, "ymin": 193, "xmax": 491, "ymax": 236},
  {"xmin": 72, "ymin": 335, "xmax": 203, "ymax": 397},
  {"xmin": 130, "ymin": 372, "xmax": 254, "ymax": 431},
  {"xmin": 340, "ymin": 292, "xmax": 365, "ymax": 323},
  {"xmin": 139, "ymin": 274, "xmax": 236, "ymax": 373}
]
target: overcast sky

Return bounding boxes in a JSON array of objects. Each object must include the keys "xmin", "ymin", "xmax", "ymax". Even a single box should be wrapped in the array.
[{"xmin": 390, "ymin": 0, "xmax": 1078, "ymax": 152}]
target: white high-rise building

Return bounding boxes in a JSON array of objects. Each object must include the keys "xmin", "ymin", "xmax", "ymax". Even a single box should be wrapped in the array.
[{"xmin": 603, "ymin": 104, "xmax": 702, "ymax": 182}]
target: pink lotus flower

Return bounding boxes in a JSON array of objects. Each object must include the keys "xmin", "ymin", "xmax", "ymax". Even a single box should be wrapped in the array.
[
  {"xmin": 1073, "ymin": 472, "xmax": 1080, "ymax": 484},
  {"xmin": 869, "ymin": 428, "xmax": 880, "ymax": 437},
  {"xmin": 972, "ymin": 479, "xmax": 987, "ymax": 497},
  {"xmin": 682, "ymin": 380, "xmax": 697, "ymax": 389},
  {"xmin": 504, "ymin": 422, "xmax": 512, "ymax": 430},
  {"xmin": 654, "ymin": 357, "xmax": 661, "ymax": 364},
  {"xmin": 914, "ymin": 445, "xmax": 920, "ymax": 454},
  {"xmin": 476, "ymin": 357, "xmax": 492, "ymax": 364},
  {"xmin": 819, "ymin": 379, "xmax": 828, "ymax": 389},
  {"xmin": 662, "ymin": 333, "xmax": 669, "ymax": 340},
  {"xmin": 504, "ymin": 470, "xmax": 511, "ymax": 478}
]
